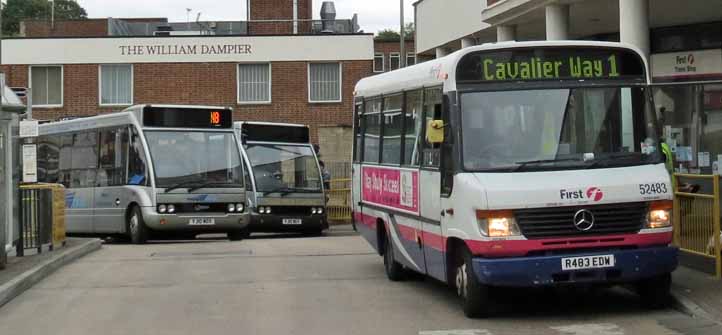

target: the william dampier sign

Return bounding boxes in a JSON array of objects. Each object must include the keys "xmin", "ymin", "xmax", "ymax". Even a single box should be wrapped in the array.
[{"xmin": 119, "ymin": 43, "xmax": 253, "ymax": 56}]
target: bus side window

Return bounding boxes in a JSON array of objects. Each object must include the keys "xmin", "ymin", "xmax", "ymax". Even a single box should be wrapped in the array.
[
  {"xmin": 404, "ymin": 90, "xmax": 423, "ymax": 166},
  {"xmin": 128, "ymin": 127, "xmax": 148, "ymax": 186},
  {"xmin": 70, "ymin": 131, "xmax": 98, "ymax": 189},
  {"xmin": 98, "ymin": 128, "xmax": 129, "ymax": 187},
  {"xmin": 422, "ymin": 88, "xmax": 443, "ymax": 168}
]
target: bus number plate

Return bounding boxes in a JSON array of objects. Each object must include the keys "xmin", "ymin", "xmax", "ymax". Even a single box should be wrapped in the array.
[
  {"xmin": 561, "ymin": 255, "xmax": 615, "ymax": 271},
  {"xmin": 189, "ymin": 218, "xmax": 215, "ymax": 226},
  {"xmin": 283, "ymin": 219, "xmax": 302, "ymax": 225}
]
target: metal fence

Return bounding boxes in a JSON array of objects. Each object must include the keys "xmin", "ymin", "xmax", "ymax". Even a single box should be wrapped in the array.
[
  {"xmin": 17, "ymin": 184, "xmax": 66, "ymax": 256},
  {"xmin": 673, "ymin": 173, "xmax": 722, "ymax": 279},
  {"xmin": 325, "ymin": 161, "xmax": 353, "ymax": 223}
]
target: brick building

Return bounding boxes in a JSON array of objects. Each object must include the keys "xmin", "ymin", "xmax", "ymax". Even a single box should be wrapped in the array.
[
  {"xmin": 372, "ymin": 38, "xmax": 417, "ymax": 74},
  {"xmin": 1, "ymin": 0, "xmax": 372, "ymax": 164}
]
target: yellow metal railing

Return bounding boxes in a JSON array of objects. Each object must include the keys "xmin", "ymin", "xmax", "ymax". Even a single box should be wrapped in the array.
[
  {"xmin": 673, "ymin": 173, "xmax": 722, "ymax": 279},
  {"xmin": 327, "ymin": 178, "xmax": 352, "ymax": 222}
]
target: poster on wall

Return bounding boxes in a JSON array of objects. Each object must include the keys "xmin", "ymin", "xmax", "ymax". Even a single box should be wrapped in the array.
[
  {"xmin": 22, "ymin": 144, "xmax": 37, "ymax": 183},
  {"xmin": 361, "ymin": 166, "xmax": 419, "ymax": 215}
]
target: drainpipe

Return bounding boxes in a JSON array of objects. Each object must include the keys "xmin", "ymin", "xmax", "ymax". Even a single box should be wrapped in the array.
[{"xmin": 293, "ymin": 0, "xmax": 299, "ymax": 34}]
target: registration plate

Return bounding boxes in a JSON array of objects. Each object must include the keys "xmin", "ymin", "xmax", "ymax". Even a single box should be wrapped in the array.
[
  {"xmin": 283, "ymin": 218, "xmax": 302, "ymax": 225},
  {"xmin": 188, "ymin": 218, "xmax": 215, "ymax": 226},
  {"xmin": 561, "ymin": 255, "xmax": 615, "ymax": 271}
]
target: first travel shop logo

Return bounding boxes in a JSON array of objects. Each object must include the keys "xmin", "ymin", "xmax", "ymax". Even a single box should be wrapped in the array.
[{"xmin": 560, "ymin": 187, "xmax": 604, "ymax": 202}]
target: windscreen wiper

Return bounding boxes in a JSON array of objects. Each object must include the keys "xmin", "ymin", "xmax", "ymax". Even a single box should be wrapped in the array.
[
  {"xmin": 264, "ymin": 187, "xmax": 294, "ymax": 197},
  {"xmin": 585, "ymin": 152, "xmax": 645, "ymax": 169},
  {"xmin": 164, "ymin": 180, "xmax": 203, "ymax": 193},
  {"xmin": 188, "ymin": 182, "xmax": 243, "ymax": 193},
  {"xmin": 514, "ymin": 158, "xmax": 582, "ymax": 172}
]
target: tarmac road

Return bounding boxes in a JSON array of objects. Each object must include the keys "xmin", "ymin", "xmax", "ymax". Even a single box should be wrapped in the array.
[{"xmin": 0, "ymin": 226, "xmax": 719, "ymax": 335}]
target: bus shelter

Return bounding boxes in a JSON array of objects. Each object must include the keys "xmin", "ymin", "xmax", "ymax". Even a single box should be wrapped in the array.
[{"xmin": 0, "ymin": 85, "xmax": 25, "ymax": 269}]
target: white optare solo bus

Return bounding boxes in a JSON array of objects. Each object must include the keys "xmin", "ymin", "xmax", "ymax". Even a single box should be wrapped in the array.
[
  {"xmin": 37, "ymin": 105, "xmax": 249, "ymax": 244},
  {"xmin": 234, "ymin": 122, "xmax": 328, "ymax": 237},
  {"xmin": 352, "ymin": 41, "xmax": 677, "ymax": 317}
]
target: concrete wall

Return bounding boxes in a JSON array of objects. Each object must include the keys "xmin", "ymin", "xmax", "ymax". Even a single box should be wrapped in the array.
[{"xmin": 415, "ymin": 0, "xmax": 488, "ymax": 54}]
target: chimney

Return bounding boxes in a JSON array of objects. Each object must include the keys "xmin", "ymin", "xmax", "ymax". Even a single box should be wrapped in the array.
[{"xmin": 320, "ymin": 2, "xmax": 336, "ymax": 34}]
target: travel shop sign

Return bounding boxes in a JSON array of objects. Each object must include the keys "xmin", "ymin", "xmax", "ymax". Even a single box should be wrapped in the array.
[{"xmin": 1, "ymin": 35, "xmax": 374, "ymax": 64}]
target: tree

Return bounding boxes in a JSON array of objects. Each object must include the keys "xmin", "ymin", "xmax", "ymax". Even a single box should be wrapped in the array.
[
  {"xmin": 376, "ymin": 23, "xmax": 415, "ymax": 41},
  {"xmin": 1, "ymin": 0, "xmax": 88, "ymax": 36}
]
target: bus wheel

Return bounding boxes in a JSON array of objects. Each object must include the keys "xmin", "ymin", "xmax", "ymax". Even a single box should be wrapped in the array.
[
  {"xmin": 455, "ymin": 247, "xmax": 490, "ymax": 318},
  {"xmin": 636, "ymin": 273, "xmax": 672, "ymax": 309},
  {"xmin": 128, "ymin": 206, "xmax": 148, "ymax": 245},
  {"xmin": 228, "ymin": 230, "xmax": 250, "ymax": 241},
  {"xmin": 383, "ymin": 235, "xmax": 406, "ymax": 281}
]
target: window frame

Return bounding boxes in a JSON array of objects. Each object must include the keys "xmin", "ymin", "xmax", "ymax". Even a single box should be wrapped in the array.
[
  {"xmin": 373, "ymin": 53, "xmax": 385, "ymax": 73},
  {"xmin": 380, "ymin": 93, "xmax": 405, "ymax": 166},
  {"xmin": 236, "ymin": 62, "xmax": 273, "ymax": 105},
  {"xmin": 98, "ymin": 64, "xmax": 134, "ymax": 107},
  {"xmin": 389, "ymin": 53, "xmax": 401, "ymax": 71},
  {"xmin": 308, "ymin": 62, "xmax": 343, "ymax": 104},
  {"xmin": 29, "ymin": 65, "xmax": 64, "ymax": 108},
  {"xmin": 406, "ymin": 52, "xmax": 416, "ymax": 67}
]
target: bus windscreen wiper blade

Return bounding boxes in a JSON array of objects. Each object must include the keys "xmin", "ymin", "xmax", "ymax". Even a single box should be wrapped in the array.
[
  {"xmin": 188, "ymin": 182, "xmax": 243, "ymax": 193},
  {"xmin": 164, "ymin": 180, "xmax": 203, "ymax": 193},
  {"xmin": 264, "ymin": 187, "xmax": 293, "ymax": 197},
  {"xmin": 514, "ymin": 158, "xmax": 582, "ymax": 172}
]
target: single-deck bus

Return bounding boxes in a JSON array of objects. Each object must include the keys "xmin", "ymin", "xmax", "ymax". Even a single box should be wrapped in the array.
[
  {"xmin": 37, "ymin": 105, "xmax": 249, "ymax": 244},
  {"xmin": 235, "ymin": 122, "xmax": 328, "ymax": 236},
  {"xmin": 352, "ymin": 41, "xmax": 677, "ymax": 317}
]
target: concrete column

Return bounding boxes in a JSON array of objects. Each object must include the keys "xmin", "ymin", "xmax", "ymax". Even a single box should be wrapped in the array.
[
  {"xmin": 461, "ymin": 37, "xmax": 475, "ymax": 49},
  {"xmin": 496, "ymin": 25, "xmax": 516, "ymax": 42},
  {"xmin": 436, "ymin": 47, "xmax": 449, "ymax": 58},
  {"xmin": 620, "ymin": 0, "xmax": 650, "ymax": 57},
  {"xmin": 545, "ymin": 4, "xmax": 569, "ymax": 40}
]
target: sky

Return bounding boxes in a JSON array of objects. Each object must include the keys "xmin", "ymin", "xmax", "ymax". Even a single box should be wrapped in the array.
[{"xmin": 75, "ymin": 0, "xmax": 416, "ymax": 34}]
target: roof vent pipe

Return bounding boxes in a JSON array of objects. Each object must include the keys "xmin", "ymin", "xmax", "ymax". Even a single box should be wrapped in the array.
[{"xmin": 320, "ymin": 2, "xmax": 336, "ymax": 34}]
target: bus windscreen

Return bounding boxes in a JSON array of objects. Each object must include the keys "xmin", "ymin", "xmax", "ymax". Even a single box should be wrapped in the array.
[
  {"xmin": 143, "ymin": 107, "xmax": 233, "ymax": 129},
  {"xmin": 456, "ymin": 47, "xmax": 645, "ymax": 84}
]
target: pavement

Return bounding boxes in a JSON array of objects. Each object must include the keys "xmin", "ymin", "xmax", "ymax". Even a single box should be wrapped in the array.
[
  {"xmin": 0, "ymin": 226, "xmax": 720, "ymax": 335},
  {"xmin": 0, "ymin": 238, "xmax": 102, "ymax": 308},
  {"xmin": 671, "ymin": 265, "xmax": 722, "ymax": 326}
]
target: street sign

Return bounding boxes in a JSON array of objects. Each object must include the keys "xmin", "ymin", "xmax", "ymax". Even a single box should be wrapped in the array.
[
  {"xmin": 22, "ymin": 144, "xmax": 37, "ymax": 183},
  {"xmin": 19, "ymin": 120, "xmax": 39, "ymax": 138}
]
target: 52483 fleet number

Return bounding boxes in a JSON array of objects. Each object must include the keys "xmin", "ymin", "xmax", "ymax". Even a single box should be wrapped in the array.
[{"xmin": 639, "ymin": 183, "xmax": 668, "ymax": 195}]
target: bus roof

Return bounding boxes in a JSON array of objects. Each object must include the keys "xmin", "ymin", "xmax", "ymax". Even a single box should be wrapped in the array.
[
  {"xmin": 354, "ymin": 40, "xmax": 649, "ymax": 98},
  {"xmin": 39, "ymin": 112, "xmax": 136, "ymax": 135}
]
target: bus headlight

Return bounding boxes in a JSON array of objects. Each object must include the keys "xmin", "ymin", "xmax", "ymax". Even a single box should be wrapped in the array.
[
  {"xmin": 167, "ymin": 204, "xmax": 176, "ymax": 214},
  {"xmin": 648, "ymin": 201, "xmax": 672, "ymax": 228},
  {"xmin": 476, "ymin": 210, "xmax": 521, "ymax": 237},
  {"xmin": 235, "ymin": 203, "xmax": 245, "ymax": 213},
  {"xmin": 316, "ymin": 207, "xmax": 324, "ymax": 215},
  {"xmin": 158, "ymin": 204, "xmax": 167, "ymax": 214},
  {"xmin": 227, "ymin": 204, "xmax": 236, "ymax": 212},
  {"xmin": 311, "ymin": 207, "xmax": 318, "ymax": 214},
  {"xmin": 265, "ymin": 206, "xmax": 272, "ymax": 214}
]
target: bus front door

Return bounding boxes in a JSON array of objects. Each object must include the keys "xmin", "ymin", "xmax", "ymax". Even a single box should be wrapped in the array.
[{"xmin": 420, "ymin": 168, "xmax": 445, "ymax": 282}]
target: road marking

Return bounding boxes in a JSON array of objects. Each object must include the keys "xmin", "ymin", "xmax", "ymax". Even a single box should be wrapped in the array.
[
  {"xmin": 550, "ymin": 323, "xmax": 624, "ymax": 335},
  {"xmin": 419, "ymin": 330, "xmax": 492, "ymax": 335}
]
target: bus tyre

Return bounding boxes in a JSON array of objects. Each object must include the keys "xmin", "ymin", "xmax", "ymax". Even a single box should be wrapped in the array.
[
  {"xmin": 456, "ymin": 247, "xmax": 490, "ymax": 318},
  {"xmin": 383, "ymin": 235, "xmax": 406, "ymax": 281},
  {"xmin": 128, "ymin": 206, "xmax": 148, "ymax": 245},
  {"xmin": 228, "ymin": 230, "xmax": 250, "ymax": 241},
  {"xmin": 636, "ymin": 273, "xmax": 672, "ymax": 309}
]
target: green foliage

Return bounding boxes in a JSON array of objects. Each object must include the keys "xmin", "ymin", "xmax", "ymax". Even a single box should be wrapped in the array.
[
  {"xmin": 376, "ymin": 23, "xmax": 415, "ymax": 41},
  {"xmin": 1, "ymin": 0, "xmax": 88, "ymax": 36}
]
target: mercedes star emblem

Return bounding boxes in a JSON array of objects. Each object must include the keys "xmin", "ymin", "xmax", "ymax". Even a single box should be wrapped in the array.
[{"xmin": 573, "ymin": 209, "xmax": 595, "ymax": 231}]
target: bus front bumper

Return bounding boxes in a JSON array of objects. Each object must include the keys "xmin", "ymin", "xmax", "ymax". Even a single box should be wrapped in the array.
[
  {"xmin": 471, "ymin": 246, "xmax": 678, "ymax": 287},
  {"xmin": 141, "ymin": 208, "xmax": 249, "ymax": 232},
  {"xmin": 248, "ymin": 214, "xmax": 328, "ymax": 233}
]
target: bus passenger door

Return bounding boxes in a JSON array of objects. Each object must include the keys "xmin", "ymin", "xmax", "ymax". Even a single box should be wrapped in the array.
[
  {"xmin": 93, "ymin": 128, "xmax": 129, "ymax": 233},
  {"xmin": 62, "ymin": 133, "xmax": 96, "ymax": 233},
  {"xmin": 419, "ymin": 89, "xmax": 446, "ymax": 282}
]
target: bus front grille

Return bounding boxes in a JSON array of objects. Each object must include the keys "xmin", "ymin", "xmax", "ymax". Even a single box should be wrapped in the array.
[{"xmin": 514, "ymin": 202, "xmax": 647, "ymax": 239}]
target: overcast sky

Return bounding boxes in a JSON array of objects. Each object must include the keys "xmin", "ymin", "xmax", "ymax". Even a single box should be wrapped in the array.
[{"xmin": 75, "ymin": 0, "xmax": 415, "ymax": 34}]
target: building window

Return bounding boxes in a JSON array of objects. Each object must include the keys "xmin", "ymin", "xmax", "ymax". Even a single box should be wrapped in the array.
[
  {"xmin": 406, "ymin": 52, "xmax": 416, "ymax": 67},
  {"xmin": 389, "ymin": 53, "xmax": 400, "ymax": 71},
  {"xmin": 237, "ymin": 63, "xmax": 271, "ymax": 104},
  {"xmin": 309, "ymin": 63, "xmax": 341, "ymax": 103},
  {"xmin": 374, "ymin": 53, "xmax": 385, "ymax": 73},
  {"xmin": 99, "ymin": 64, "xmax": 133, "ymax": 106},
  {"xmin": 30, "ymin": 66, "xmax": 63, "ymax": 107}
]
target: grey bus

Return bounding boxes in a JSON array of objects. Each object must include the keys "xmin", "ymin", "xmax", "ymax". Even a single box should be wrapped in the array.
[
  {"xmin": 235, "ymin": 122, "xmax": 328, "ymax": 236},
  {"xmin": 37, "ymin": 105, "xmax": 249, "ymax": 243}
]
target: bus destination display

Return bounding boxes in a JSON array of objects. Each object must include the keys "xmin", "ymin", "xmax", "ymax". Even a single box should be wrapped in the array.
[
  {"xmin": 143, "ymin": 107, "xmax": 233, "ymax": 128},
  {"xmin": 457, "ymin": 47, "xmax": 645, "ymax": 83}
]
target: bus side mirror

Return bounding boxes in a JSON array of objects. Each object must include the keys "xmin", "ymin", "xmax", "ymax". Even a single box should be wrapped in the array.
[{"xmin": 426, "ymin": 120, "xmax": 445, "ymax": 144}]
